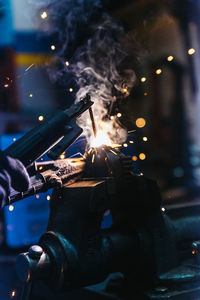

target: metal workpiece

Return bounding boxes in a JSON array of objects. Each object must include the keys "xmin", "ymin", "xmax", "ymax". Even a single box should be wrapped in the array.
[
  {"xmin": 83, "ymin": 146, "xmax": 133, "ymax": 179},
  {"xmin": 8, "ymin": 157, "xmax": 85, "ymax": 204}
]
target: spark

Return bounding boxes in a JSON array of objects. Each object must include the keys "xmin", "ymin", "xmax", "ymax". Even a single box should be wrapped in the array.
[
  {"xmin": 29, "ymin": 94, "xmax": 33, "ymax": 98},
  {"xmin": 129, "ymin": 140, "xmax": 134, "ymax": 144},
  {"xmin": 110, "ymin": 149, "xmax": 117, "ymax": 155},
  {"xmin": 13, "ymin": 138, "xmax": 16, "ymax": 141},
  {"xmin": 25, "ymin": 64, "xmax": 34, "ymax": 72},
  {"xmin": 9, "ymin": 205, "xmax": 14, "ymax": 212},
  {"xmin": 4, "ymin": 84, "xmax": 9, "ymax": 88},
  {"xmin": 11, "ymin": 290, "xmax": 16, "ymax": 298},
  {"xmin": 38, "ymin": 115, "xmax": 44, "ymax": 121},
  {"xmin": 132, "ymin": 156, "xmax": 138, "ymax": 161},
  {"xmin": 117, "ymin": 112, "xmax": 122, "ymax": 118},
  {"xmin": 110, "ymin": 116, "xmax": 115, "ymax": 120},
  {"xmin": 188, "ymin": 48, "xmax": 195, "ymax": 55},
  {"xmin": 92, "ymin": 154, "xmax": 95, "ymax": 163},
  {"xmin": 136, "ymin": 118, "xmax": 146, "ymax": 128},
  {"xmin": 143, "ymin": 136, "xmax": 148, "ymax": 142},
  {"xmin": 161, "ymin": 207, "xmax": 165, "ymax": 212},
  {"xmin": 36, "ymin": 194, "xmax": 39, "ymax": 199},
  {"xmin": 141, "ymin": 77, "xmax": 147, "ymax": 82},
  {"xmin": 60, "ymin": 153, "xmax": 65, "ymax": 159},
  {"xmin": 51, "ymin": 45, "xmax": 56, "ymax": 51},
  {"xmin": 27, "ymin": 273, "xmax": 31, "ymax": 281},
  {"xmin": 155, "ymin": 69, "xmax": 162, "ymax": 75},
  {"xmin": 123, "ymin": 143, "xmax": 128, "ymax": 147},
  {"xmin": 46, "ymin": 195, "xmax": 51, "ymax": 201},
  {"xmin": 41, "ymin": 11, "xmax": 48, "ymax": 19},
  {"xmin": 69, "ymin": 88, "xmax": 73, "ymax": 92},
  {"xmin": 144, "ymin": 92, "xmax": 148, "ymax": 96},
  {"xmin": 39, "ymin": 166, "xmax": 43, "ymax": 171},
  {"xmin": 128, "ymin": 129, "xmax": 136, "ymax": 134},
  {"xmin": 122, "ymin": 88, "xmax": 128, "ymax": 94},
  {"xmin": 167, "ymin": 55, "xmax": 174, "ymax": 61},
  {"xmin": 65, "ymin": 61, "xmax": 70, "ymax": 66},
  {"xmin": 139, "ymin": 153, "xmax": 146, "ymax": 160}
]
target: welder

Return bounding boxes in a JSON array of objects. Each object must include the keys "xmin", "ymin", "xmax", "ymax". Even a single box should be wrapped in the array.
[{"xmin": 0, "ymin": 151, "xmax": 30, "ymax": 208}]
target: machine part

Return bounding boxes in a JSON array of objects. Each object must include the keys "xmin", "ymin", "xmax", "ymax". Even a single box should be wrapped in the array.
[{"xmin": 16, "ymin": 245, "xmax": 51, "ymax": 283}]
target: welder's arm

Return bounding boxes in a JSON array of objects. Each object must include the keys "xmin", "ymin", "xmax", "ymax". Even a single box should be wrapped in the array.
[{"xmin": 0, "ymin": 151, "xmax": 30, "ymax": 208}]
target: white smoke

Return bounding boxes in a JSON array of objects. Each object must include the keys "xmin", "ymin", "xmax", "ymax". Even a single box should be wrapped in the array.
[{"xmin": 37, "ymin": 0, "xmax": 136, "ymax": 145}]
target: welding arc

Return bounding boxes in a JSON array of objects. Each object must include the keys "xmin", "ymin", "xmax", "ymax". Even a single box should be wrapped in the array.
[{"xmin": 89, "ymin": 107, "xmax": 97, "ymax": 137}]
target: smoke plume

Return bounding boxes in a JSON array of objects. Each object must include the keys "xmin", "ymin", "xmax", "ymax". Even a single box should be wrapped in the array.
[{"xmin": 37, "ymin": 0, "xmax": 137, "ymax": 145}]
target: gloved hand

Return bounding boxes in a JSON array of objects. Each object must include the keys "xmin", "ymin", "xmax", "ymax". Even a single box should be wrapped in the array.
[{"xmin": 0, "ymin": 151, "xmax": 30, "ymax": 207}]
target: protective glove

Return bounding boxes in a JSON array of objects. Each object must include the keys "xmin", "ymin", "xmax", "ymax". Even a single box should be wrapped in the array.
[{"xmin": 0, "ymin": 151, "xmax": 30, "ymax": 207}]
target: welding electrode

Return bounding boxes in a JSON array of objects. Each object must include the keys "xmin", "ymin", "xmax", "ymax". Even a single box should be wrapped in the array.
[{"xmin": 89, "ymin": 107, "xmax": 97, "ymax": 138}]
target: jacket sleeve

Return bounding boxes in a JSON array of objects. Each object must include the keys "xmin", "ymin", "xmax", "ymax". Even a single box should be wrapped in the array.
[{"xmin": 0, "ymin": 151, "xmax": 30, "ymax": 207}]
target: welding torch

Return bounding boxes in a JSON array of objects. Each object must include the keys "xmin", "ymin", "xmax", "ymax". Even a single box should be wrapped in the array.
[
  {"xmin": 2, "ymin": 94, "xmax": 93, "ymax": 204},
  {"xmin": 4, "ymin": 94, "xmax": 92, "ymax": 167}
]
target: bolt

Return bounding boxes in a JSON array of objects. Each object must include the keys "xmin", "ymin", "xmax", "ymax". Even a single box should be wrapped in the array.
[{"xmin": 29, "ymin": 245, "xmax": 43, "ymax": 259}]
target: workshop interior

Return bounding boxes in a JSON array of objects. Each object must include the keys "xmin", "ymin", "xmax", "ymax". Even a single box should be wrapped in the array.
[{"xmin": 1, "ymin": 0, "xmax": 200, "ymax": 299}]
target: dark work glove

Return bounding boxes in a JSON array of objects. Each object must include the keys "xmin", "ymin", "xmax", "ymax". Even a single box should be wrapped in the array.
[{"xmin": 0, "ymin": 151, "xmax": 30, "ymax": 207}]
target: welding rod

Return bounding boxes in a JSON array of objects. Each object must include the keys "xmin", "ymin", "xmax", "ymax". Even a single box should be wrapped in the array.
[{"xmin": 89, "ymin": 106, "xmax": 97, "ymax": 137}]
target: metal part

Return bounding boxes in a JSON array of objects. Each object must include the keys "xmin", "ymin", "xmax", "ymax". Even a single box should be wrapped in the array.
[
  {"xmin": 29, "ymin": 246, "xmax": 43, "ymax": 259},
  {"xmin": 83, "ymin": 145, "xmax": 133, "ymax": 178}
]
